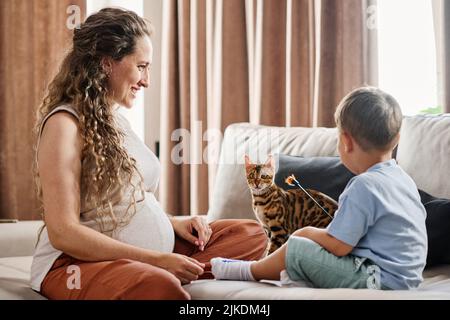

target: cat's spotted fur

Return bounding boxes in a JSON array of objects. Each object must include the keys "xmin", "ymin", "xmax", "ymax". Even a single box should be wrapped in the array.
[{"xmin": 245, "ymin": 155, "xmax": 338, "ymax": 254}]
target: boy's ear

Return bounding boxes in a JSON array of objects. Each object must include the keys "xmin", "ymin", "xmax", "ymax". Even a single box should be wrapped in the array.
[
  {"xmin": 393, "ymin": 132, "xmax": 400, "ymax": 148},
  {"xmin": 244, "ymin": 154, "xmax": 251, "ymax": 167},
  {"xmin": 342, "ymin": 132, "xmax": 353, "ymax": 153}
]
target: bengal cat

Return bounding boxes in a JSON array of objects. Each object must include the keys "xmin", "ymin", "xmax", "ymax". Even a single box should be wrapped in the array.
[{"xmin": 245, "ymin": 155, "xmax": 338, "ymax": 255}]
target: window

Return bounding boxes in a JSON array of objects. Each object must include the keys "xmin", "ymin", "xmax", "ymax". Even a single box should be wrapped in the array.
[
  {"xmin": 377, "ymin": 0, "xmax": 440, "ymax": 115},
  {"xmin": 86, "ymin": 0, "xmax": 145, "ymax": 140}
]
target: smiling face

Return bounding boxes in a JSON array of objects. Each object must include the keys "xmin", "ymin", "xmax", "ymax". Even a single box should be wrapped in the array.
[{"xmin": 107, "ymin": 36, "xmax": 153, "ymax": 108}]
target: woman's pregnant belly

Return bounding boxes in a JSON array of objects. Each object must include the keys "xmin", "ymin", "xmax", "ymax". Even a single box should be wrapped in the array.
[{"xmin": 112, "ymin": 192, "xmax": 175, "ymax": 253}]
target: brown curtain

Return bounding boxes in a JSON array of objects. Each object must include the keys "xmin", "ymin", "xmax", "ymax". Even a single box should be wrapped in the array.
[
  {"xmin": 0, "ymin": 0, "xmax": 86, "ymax": 220},
  {"xmin": 160, "ymin": 0, "xmax": 377, "ymax": 216}
]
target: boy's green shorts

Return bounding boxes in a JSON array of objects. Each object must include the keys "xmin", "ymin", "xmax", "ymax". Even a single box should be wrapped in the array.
[{"xmin": 285, "ymin": 236, "xmax": 388, "ymax": 290}]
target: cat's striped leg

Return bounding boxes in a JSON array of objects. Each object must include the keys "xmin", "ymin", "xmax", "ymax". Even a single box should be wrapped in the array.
[{"xmin": 267, "ymin": 222, "xmax": 288, "ymax": 254}]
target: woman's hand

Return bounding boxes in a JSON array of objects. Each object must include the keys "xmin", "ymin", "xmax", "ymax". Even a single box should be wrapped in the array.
[
  {"xmin": 159, "ymin": 253, "xmax": 205, "ymax": 284},
  {"xmin": 170, "ymin": 216, "xmax": 213, "ymax": 251}
]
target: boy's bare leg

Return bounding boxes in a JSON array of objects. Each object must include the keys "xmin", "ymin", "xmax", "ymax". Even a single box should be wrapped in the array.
[{"xmin": 251, "ymin": 244, "xmax": 288, "ymax": 280}]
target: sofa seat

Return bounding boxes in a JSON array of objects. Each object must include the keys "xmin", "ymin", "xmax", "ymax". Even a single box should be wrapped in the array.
[
  {"xmin": 185, "ymin": 267, "xmax": 450, "ymax": 300},
  {"xmin": 2, "ymin": 256, "xmax": 450, "ymax": 300}
]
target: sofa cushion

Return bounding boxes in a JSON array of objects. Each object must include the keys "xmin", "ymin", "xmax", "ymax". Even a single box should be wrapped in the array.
[
  {"xmin": 0, "ymin": 256, "xmax": 46, "ymax": 300},
  {"xmin": 396, "ymin": 114, "xmax": 450, "ymax": 199},
  {"xmin": 425, "ymin": 198, "xmax": 450, "ymax": 267},
  {"xmin": 207, "ymin": 123, "xmax": 338, "ymax": 222},
  {"xmin": 274, "ymin": 155, "xmax": 354, "ymax": 201}
]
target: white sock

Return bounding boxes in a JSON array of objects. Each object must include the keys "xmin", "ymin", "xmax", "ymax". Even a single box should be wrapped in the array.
[{"xmin": 210, "ymin": 257, "xmax": 255, "ymax": 281}]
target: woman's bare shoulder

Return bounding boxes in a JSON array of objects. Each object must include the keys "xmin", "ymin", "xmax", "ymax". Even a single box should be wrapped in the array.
[
  {"xmin": 39, "ymin": 111, "xmax": 82, "ymax": 158},
  {"xmin": 41, "ymin": 111, "xmax": 80, "ymax": 139}
]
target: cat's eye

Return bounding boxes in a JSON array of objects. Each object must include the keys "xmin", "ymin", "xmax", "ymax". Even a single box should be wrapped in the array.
[{"xmin": 261, "ymin": 175, "xmax": 271, "ymax": 179}]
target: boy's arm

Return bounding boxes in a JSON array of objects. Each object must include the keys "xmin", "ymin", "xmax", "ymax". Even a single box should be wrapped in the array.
[{"xmin": 294, "ymin": 227, "xmax": 353, "ymax": 257}]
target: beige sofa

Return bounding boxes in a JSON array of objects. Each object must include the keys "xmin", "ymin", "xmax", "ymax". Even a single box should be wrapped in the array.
[{"xmin": 2, "ymin": 114, "xmax": 450, "ymax": 300}]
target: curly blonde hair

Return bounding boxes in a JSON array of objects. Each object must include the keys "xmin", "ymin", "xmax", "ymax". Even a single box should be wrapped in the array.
[{"xmin": 34, "ymin": 8, "xmax": 152, "ymax": 233}]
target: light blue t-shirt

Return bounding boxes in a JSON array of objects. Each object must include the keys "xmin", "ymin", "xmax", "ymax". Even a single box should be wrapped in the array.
[{"xmin": 327, "ymin": 159, "xmax": 427, "ymax": 290}]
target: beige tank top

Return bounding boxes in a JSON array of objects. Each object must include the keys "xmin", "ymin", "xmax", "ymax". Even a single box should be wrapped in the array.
[{"xmin": 30, "ymin": 105, "xmax": 175, "ymax": 292}]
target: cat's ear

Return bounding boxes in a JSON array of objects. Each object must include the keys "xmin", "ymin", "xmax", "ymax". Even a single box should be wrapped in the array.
[
  {"xmin": 265, "ymin": 154, "xmax": 275, "ymax": 168},
  {"xmin": 244, "ymin": 154, "xmax": 251, "ymax": 168}
]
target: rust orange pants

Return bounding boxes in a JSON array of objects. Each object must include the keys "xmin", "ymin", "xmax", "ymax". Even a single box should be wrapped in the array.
[{"xmin": 41, "ymin": 219, "xmax": 267, "ymax": 300}]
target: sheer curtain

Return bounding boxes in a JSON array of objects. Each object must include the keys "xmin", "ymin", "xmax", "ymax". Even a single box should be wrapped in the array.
[
  {"xmin": 159, "ymin": 0, "xmax": 377, "ymax": 216},
  {"xmin": 432, "ymin": 0, "xmax": 450, "ymax": 113}
]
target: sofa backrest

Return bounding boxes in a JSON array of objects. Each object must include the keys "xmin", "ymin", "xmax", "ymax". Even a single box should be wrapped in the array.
[
  {"xmin": 207, "ymin": 123, "xmax": 338, "ymax": 221},
  {"xmin": 207, "ymin": 114, "xmax": 450, "ymax": 222}
]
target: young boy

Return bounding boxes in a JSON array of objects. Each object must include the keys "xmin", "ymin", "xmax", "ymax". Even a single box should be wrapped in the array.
[{"xmin": 211, "ymin": 87, "xmax": 427, "ymax": 290}]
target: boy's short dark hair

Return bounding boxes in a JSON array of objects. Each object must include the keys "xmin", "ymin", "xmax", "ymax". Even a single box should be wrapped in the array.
[{"xmin": 334, "ymin": 87, "xmax": 403, "ymax": 151}]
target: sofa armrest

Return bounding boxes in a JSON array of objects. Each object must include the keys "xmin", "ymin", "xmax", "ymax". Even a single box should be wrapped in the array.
[{"xmin": 0, "ymin": 220, "xmax": 44, "ymax": 258}]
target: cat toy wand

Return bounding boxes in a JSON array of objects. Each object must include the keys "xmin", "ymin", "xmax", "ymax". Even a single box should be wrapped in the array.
[{"xmin": 285, "ymin": 174, "xmax": 334, "ymax": 220}]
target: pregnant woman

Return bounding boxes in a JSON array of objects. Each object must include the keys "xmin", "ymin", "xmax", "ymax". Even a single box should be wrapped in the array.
[{"xmin": 31, "ymin": 7, "xmax": 266, "ymax": 300}]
